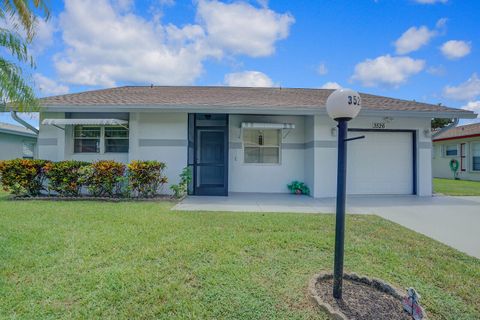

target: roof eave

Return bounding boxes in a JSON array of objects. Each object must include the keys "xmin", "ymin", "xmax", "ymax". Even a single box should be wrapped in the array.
[
  {"xmin": 433, "ymin": 133, "xmax": 480, "ymax": 142},
  {"xmin": 36, "ymin": 104, "xmax": 477, "ymax": 119},
  {"xmin": 0, "ymin": 128, "xmax": 37, "ymax": 138}
]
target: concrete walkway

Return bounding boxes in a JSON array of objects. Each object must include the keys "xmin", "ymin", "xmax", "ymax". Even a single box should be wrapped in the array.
[{"xmin": 174, "ymin": 193, "xmax": 480, "ymax": 259}]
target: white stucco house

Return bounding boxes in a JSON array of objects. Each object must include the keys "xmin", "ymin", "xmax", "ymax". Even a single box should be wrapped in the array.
[
  {"xmin": 433, "ymin": 123, "xmax": 480, "ymax": 181},
  {"xmin": 31, "ymin": 86, "xmax": 476, "ymax": 197},
  {"xmin": 0, "ymin": 122, "xmax": 37, "ymax": 160}
]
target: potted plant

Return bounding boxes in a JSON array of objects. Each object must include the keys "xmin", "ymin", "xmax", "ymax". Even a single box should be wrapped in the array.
[{"xmin": 287, "ymin": 181, "xmax": 310, "ymax": 195}]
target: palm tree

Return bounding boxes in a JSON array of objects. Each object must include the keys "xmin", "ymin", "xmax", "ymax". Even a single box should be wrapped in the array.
[{"xmin": 1, "ymin": 0, "xmax": 50, "ymax": 111}]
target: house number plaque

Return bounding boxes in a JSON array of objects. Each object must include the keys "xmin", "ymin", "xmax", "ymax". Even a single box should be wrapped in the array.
[{"xmin": 372, "ymin": 122, "xmax": 386, "ymax": 129}]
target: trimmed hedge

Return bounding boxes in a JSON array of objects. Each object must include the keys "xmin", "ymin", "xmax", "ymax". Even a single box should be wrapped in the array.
[
  {"xmin": 44, "ymin": 160, "xmax": 90, "ymax": 196},
  {"xmin": 0, "ymin": 159, "xmax": 50, "ymax": 196},
  {"xmin": 128, "ymin": 160, "xmax": 168, "ymax": 197},
  {"xmin": 0, "ymin": 159, "xmax": 168, "ymax": 198}
]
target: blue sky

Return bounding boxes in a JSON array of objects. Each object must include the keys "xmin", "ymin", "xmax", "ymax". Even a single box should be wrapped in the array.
[{"xmin": 2, "ymin": 0, "xmax": 480, "ymax": 126}]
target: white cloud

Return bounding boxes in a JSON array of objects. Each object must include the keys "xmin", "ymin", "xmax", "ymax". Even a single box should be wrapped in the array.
[
  {"xmin": 197, "ymin": 0, "xmax": 294, "ymax": 57},
  {"xmin": 351, "ymin": 55, "xmax": 425, "ymax": 87},
  {"xmin": 436, "ymin": 17, "xmax": 448, "ymax": 29},
  {"xmin": 443, "ymin": 73, "xmax": 480, "ymax": 101},
  {"xmin": 320, "ymin": 82, "xmax": 342, "ymax": 89},
  {"xmin": 394, "ymin": 18, "xmax": 446, "ymax": 55},
  {"xmin": 460, "ymin": 100, "xmax": 480, "ymax": 124},
  {"xmin": 316, "ymin": 63, "xmax": 328, "ymax": 75},
  {"xmin": 441, "ymin": 40, "xmax": 471, "ymax": 60},
  {"xmin": 395, "ymin": 26, "xmax": 436, "ymax": 54},
  {"xmin": 461, "ymin": 100, "xmax": 480, "ymax": 114},
  {"xmin": 426, "ymin": 65, "xmax": 446, "ymax": 76},
  {"xmin": 224, "ymin": 71, "xmax": 273, "ymax": 87},
  {"xmin": 54, "ymin": 0, "xmax": 293, "ymax": 87},
  {"xmin": 33, "ymin": 73, "xmax": 69, "ymax": 96},
  {"xmin": 414, "ymin": 0, "xmax": 447, "ymax": 4},
  {"xmin": 31, "ymin": 18, "xmax": 57, "ymax": 53}
]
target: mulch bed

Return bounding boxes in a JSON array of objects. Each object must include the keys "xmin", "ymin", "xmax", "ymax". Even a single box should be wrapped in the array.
[
  {"xmin": 310, "ymin": 273, "xmax": 420, "ymax": 320},
  {"xmin": 10, "ymin": 195, "xmax": 178, "ymax": 202}
]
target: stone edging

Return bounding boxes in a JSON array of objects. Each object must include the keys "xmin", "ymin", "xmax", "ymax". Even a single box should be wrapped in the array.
[
  {"xmin": 308, "ymin": 272, "xmax": 427, "ymax": 320},
  {"xmin": 10, "ymin": 195, "xmax": 180, "ymax": 202}
]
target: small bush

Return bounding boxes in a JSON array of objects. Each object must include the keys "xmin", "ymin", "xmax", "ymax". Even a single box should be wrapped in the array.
[
  {"xmin": 0, "ymin": 159, "xmax": 50, "ymax": 196},
  {"xmin": 287, "ymin": 181, "xmax": 310, "ymax": 195},
  {"xmin": 44, "ymin": 160, "xmax": 90, "ymax": 196},
  {"xmin": 170, "ymin": 166, "xmax": 192, "ymax": 198},
  {"xmin": 127, "ymin": 160, "xmax": 168, "ymax": 197},
  {"xmin": 84, "ymin": 160, "xmax": 126, "ymax": 197}
]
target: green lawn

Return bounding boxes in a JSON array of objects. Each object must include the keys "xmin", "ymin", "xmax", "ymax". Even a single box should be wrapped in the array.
[
  {"xmin": 434, "ymin": 178, "xmax": 480, "ymax": 196},
  {"xmin": 0, "ymin": 194, "xmax": 479, "ymax": 319}
]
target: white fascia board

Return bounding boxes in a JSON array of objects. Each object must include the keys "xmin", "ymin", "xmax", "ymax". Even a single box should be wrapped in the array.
[
  {"xmin": 0, "ymin": 128, "xmax": 37, "ymax": 138},
  {"xmin": 40, "ymin": 104, "xmax": 477, "ymax": 119}
]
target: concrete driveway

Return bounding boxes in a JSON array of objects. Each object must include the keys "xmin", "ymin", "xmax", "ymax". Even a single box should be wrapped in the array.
[{"xmin": 174, "ymin": 194, "xmax": 480, "ymax": 259}]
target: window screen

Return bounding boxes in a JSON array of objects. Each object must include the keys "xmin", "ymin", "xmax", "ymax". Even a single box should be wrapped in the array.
[
  {"xmin": 445, "ymin": 144, "xmax": 458, "ymax": 156},
  {"xmin": 74, "ymin": 126, "xmax": 100, "ymax": 153},
  {"xmin": 473, "ymin": 143, "xmax": 480, "ymax": 171},
  {"xmin": 243, "ymin": 129, "xmax": 280, "ymax": 164},
  {"xmin": 105, "ymin": 126, "xmax": 129, "ymax": 153}
]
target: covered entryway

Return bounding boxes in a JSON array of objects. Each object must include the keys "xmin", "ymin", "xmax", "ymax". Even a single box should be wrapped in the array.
[
  {"xmin": 188, "ymin": 113, "xmax": 229, "ymax": 196},
  {"xmin": 347, "ymin": 129, "xmax": 416, "ymax": 195}
]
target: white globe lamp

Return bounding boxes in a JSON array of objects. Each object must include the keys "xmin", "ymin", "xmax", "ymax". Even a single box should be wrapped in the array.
[{"xmin": 327, "ymin": 88, "xmax": 364, "ymax": 300}]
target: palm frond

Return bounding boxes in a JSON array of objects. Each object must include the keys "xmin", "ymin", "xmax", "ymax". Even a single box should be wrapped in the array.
[
  {"xmin": 1, "ymin": 0, "xmax": 50, "ymax": 41},
  {"xmin": 0, "ymin": 56, "xmax": 39, "ymax": 111},
  {"xmin": 0, "ymin": 28, "xmax": 32, "ymax": 66}
]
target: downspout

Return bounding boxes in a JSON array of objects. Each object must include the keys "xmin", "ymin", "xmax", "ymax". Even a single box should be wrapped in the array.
[
  {"xmin": 432, "ymin": 118, "xmax": 459, "ymax": 139},
  {"xmin": 10, "ymin": 110, "xmax": 39, "ymax": 135}
]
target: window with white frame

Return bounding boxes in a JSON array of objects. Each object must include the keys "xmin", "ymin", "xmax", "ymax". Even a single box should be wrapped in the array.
[
  {"xmin": 22, "ymin": 141, "xmax": 35, "ymax": 159},
  {"xmin": 104, "ymin": 126, "xmax": 129, "ymax": 152},
  {"xmin": 243, "ymin": 129, "xmax": 280, "ymax": 164},
  {"xmin": 472, "ymin": 142, "xmax": 480, "ymax": 171},
  {"xmin": 74, "ymin": 125, "xmax": 128, "ymax": 153},
  {"xmin": 444, "ymin": 144, "xmax": 458, "ymax": 156}
]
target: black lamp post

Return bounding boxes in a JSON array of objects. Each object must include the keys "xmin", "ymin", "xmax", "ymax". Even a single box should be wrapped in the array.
[{"xmin": 326, "ymin": 89, "xmax": 363, "ymax": 299}]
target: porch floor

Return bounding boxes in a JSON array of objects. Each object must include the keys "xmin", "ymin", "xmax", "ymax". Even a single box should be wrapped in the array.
[{"xmin": 173, "ymin": 192, "xmax": 425, "ymax": 214}]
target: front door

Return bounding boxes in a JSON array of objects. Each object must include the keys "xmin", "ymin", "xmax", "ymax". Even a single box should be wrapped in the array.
[{"xmin": 189, "ymin": 114, "xmax": 228, "ymax": 196}]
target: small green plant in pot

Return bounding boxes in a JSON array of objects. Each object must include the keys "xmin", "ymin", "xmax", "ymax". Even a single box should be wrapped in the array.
[{"xmin": 287, "ymin": 181, "xmax": 310, "ymax": 195}]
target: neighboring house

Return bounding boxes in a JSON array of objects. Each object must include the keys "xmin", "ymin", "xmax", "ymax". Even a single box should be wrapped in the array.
[
  {"xmin": 0, "ymin": 122, "xmax": 37, "ymax": 160},
  {"xmin": 432, "ymin": 123, "xmax": 480, "ymax": 181},
  {"xmin": 35, "ymin": 86, "xmax": 476, "ymax": 197}
]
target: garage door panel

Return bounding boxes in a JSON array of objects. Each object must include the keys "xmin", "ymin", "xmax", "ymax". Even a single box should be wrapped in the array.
[{"xmin": 346, "ymin": 131, "xmax": 413, "ymax": 195}]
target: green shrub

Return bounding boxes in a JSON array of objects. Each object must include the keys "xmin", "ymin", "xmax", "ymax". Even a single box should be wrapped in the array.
[
  {"xmin": 170, "ymin": 166, "xmax": 192, "ymax": 198},
  {"xmin": 127, "ymin": 160, "xmax": 168, "ymax": 197},
  {"xmin": 0, "ymin": 159, "xmax": 50, "ymax": 196},
  {"xmin": 44, "ymin": 160, "xmax": 90, "ymax": 196},
  {"xmin": 287, "ymin": 181, "xmax": 310, "ymax": 195},
  {"xmin": 84, "ymin": 160, "xmax": 126, "ymax": 197}
]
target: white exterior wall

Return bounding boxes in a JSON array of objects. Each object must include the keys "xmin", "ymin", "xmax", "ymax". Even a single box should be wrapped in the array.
[
  {"xmin": 433, "ymin": 137, "xmax": 480, "ymax": 181},
  {"xmin": 133, "ymin": 112, "xmax": 188, "ymax": 189},
  {"xmin": 229, "ymin": 115, "xmax": 305, "ymax": 193},
  {"xmin": 0, "ymin": 133, "xmax": 37, "ymax": 160},
  {"xmin": 37, "ymin": 111, "xmax": 434, "ymax": 197},
  {"xmin": 38, "ymin": 111, "xmax": 188, "ymax": 193},
  {"xmin": 38, "ymin": 112, "xmax": 66, "ymax": 161}
]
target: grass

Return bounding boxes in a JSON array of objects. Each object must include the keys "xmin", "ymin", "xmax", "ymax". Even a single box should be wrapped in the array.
[
  {"xmin": 0, "ymin": 193, "xmax": 479, "ymax": 319},
  {"xmin": 434, "ymin": 178, "xmax": 480, "ymax": 196}
]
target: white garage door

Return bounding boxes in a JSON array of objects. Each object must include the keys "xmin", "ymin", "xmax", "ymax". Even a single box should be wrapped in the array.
[{"xmin": 347, "ymin": 131, "xmax": 413, "ymax": 195}]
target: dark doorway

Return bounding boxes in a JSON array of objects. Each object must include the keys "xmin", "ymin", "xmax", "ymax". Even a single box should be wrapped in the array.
[{"xmin": 188, "ymin": 114, "xmax": 228, "ymax": 196}]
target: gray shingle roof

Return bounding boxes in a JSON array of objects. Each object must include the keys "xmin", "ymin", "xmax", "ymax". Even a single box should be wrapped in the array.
[
  {"xmin": 433, "ymin": 122, "xmax": 480, "ymax": 140},
  {"xmin": 39, "ymin": 85, "xmax": 475, "ymax": 116},
  {"xmin": 0, "ymin": 122, "xmax": 37, "ymax": 137}
]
